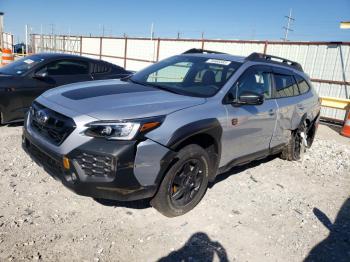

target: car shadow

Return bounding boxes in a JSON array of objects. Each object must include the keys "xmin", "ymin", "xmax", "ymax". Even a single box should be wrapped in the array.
[
  {"xmin": 93, "ymin": 197, "xmax": 151, "ymax": 210},
  {"xmin": 5, "ymin": 121, "xmax": 24, "ymax": 127},
  {"xmin": 95, "ymin": 154, "xmax": 280, "ymax": 209},
  {"xmin": 209, "ymin": 154, "xmax": 278, "ymax": 189},
  {"xmin": 304, "ymin": 198, "xmax": 350, "ymax": 262},
  {"xmin": 157, "ymin": 232, "xmax": 229, "ymax": 262}
]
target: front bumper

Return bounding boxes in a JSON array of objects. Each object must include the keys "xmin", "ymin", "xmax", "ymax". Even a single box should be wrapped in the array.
[{"xmin": 22, "ymin": 127, "xmax": 171, "ymax": 201}]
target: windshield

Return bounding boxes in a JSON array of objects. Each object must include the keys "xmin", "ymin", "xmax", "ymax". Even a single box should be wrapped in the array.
[
  {"xmin": 131, "ymin": 55, "xmax": 242, "ymax": 97},
  {"xmin": 0, "ymin": 56, "xmax": 44, "ymax": 75}
]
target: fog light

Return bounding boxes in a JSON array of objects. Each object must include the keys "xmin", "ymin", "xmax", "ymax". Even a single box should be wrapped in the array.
[{"xmin": 63, "ymin": 156, "xmax": 70, "ymax": 170}]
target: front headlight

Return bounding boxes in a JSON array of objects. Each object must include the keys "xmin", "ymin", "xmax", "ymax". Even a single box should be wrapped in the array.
[{"xmin": 84, "ymin": 117, "xmax": 164, "ymax": 140}]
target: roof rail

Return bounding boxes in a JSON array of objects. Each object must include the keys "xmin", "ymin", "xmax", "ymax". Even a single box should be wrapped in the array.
[
  {"xmin": 245, "ymin": 52, "xmax": 304, "ymax": 72},
  {"xmin": 182, "ymin": 48, "xmax": 225, "ymax": 55}
]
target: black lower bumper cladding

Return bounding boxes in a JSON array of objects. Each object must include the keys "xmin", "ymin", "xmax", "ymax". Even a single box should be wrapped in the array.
[{"xmin": 22, "ymin": 130, "xmax": 157, "ymax": 201}]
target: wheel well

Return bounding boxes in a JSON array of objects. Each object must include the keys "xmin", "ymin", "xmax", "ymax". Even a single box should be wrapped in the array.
[
  {"xmin": 173, "ymin": 133, "xmax": 219, "ymax": 180},
  {"xmin": 174, "ymin": 133, "xmax": 217, "ymax": 153}
]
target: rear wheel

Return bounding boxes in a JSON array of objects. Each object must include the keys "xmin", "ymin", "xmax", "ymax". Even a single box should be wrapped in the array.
[
  {"xmin": 151, "ymin": 144, "xmax": 210, "ymax": 217},
  {"xmin": 281, "ymin": 123, "xmax": 307, "ymax": 161}
]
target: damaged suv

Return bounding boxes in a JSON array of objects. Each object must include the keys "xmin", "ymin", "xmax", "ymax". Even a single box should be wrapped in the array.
[{"xmin": 22, "ymin": 50, "xmax": 320, "ymax": 217}]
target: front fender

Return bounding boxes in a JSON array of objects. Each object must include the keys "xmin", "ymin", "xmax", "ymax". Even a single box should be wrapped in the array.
[{"xmin": 166, "ymin": 118, "xmax": 222, "ymax": 151}]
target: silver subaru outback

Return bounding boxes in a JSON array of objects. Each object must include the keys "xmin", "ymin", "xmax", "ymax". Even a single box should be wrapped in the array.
[{"xmin": 22, "ymin": 50, "xmax": 321, "ymax": 217}]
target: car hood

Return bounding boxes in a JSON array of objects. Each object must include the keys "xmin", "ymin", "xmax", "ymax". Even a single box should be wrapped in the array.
[{"xmin": 40, "ymin": 79, "xmax": 206, "ymax": 120}]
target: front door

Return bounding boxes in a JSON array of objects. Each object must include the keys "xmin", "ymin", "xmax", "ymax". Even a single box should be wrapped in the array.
[{"xmin": 221, "ymin": 65, "xmax": 278, "ymax": 166}]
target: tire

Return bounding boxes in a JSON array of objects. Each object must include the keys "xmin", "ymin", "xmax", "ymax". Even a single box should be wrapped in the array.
[
  {"xmin": 151, "ymin": 144, "xmax": 210, "ymax": 217},
  {"xmin": 281, "ymin": 124, "xmax": 306, "ymax": 161}
]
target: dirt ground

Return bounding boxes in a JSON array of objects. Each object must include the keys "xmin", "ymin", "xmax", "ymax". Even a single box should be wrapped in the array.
[{"xmin": 0, "ymin": 123, "xmax": 349, "ymax": 262}]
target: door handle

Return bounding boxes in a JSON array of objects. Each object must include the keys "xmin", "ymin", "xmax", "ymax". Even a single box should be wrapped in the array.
[{"xmin": 268, "ymin": 109, "xmax": 275, "ymax": 116}]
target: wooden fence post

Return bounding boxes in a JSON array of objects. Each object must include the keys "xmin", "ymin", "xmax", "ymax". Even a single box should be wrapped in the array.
[
  {"xmin": 156, "ymin": 38, "xmax": 160, "ymax": 62},
  {"xmin": 99, "ymin": 37, "xmax": 103, "ymax": 60},
  {"xmin": 79, "ymin": 36, "xmax": 82, "ymax": 56},
  {"xmin": 124, "ymin": 37, "xmax": 128, "ymax": 69},
  {"xmin": 263, "ymin": 40, "xmax": 268, "ymax": 54}
]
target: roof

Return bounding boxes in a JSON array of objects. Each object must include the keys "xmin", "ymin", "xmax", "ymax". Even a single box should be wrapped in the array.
[
  {"xmin": 29, "ymin": 53, "xmax": 92, "ymax": 60},
  {"xmin": 181, "ymin": 49, "xmax": 304, "ymax": 72},
  {"xmin": 181, "ymin": 52, "xmax": 246, "ymax": 63}
]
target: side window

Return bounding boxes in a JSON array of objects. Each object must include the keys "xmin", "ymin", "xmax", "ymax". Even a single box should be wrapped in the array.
[
  {"xmin": 37, "ymin": 60, "xmax": 89, "ymax": 76},
  {"xmin": 92, "ymin": 62, "xmax": 123, "ymax": 74},
  {"xmin": 226, "ymin": 67, "xmax": 272, "ymax": 102},
  {"xmin": 295, "ymin": 75, "xmax": 310, "ymax": 94},
  {"xmin": 274, "ymin": 74, "xmax": 299, "ymax": 98}
]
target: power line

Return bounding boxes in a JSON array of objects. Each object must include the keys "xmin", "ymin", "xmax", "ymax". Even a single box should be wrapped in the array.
[{"xmin": 282, "ymin": 8, "xmax": 295, "ymax": 41}]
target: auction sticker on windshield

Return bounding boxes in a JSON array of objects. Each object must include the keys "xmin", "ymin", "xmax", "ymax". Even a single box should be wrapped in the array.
[
  {"xmin": 206, "ymin": 59, "xmax": 231, "ymax": 66},
  {"xmin": 23, "ymin": 59, "xmax": 35, "ymax": 64}
]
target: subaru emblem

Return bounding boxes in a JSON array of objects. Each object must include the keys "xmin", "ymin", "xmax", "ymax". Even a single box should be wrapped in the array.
[{"xmin": 36, "ymin": 109, "xmax": 49, "ymax": 125}]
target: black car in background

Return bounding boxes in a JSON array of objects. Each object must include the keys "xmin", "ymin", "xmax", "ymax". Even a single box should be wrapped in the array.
[{"xmin": 0, "ymin": 53, "xmax": 132, "ymax": 124}]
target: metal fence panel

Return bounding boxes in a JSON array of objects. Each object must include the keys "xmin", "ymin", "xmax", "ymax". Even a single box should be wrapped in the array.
[
  {"xmin": 101, "ymin": 56, "xmax": 125, "ymax": 68},
  {"xmin": 158, "ymin": 40, "xmax": 202, "ymax": 60},
  {"xmin": 102, "ymin": 38, "xmax": 125, "ymax": 58},
  {"xmin": 81, "ymin": 37, "xmax": 100, "ymax": 55},
  {"xmin": 127, "ymin": 39, "xmax": 158, "ymax": 62},
  {"xmin": 31, "ymin": 34, "xmax": 350, "ymax": 121}
]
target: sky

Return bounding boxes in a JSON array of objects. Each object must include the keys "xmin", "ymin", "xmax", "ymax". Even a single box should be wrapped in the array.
[{"xmin": 1, "ymin": 0, "xmax": 350, "ymax": 43}]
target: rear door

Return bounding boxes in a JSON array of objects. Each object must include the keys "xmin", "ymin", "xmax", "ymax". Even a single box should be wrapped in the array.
[
  {"xmin": 21, "ymin": 59, "xmax": 92, "ymax": 111},
  {"xmin": 269, "ymin": 67, "xmax": 304, "ymax": 147},
  {"xmin": 221, "ymin": 65, "xmax": 278, "ymax": 165}
]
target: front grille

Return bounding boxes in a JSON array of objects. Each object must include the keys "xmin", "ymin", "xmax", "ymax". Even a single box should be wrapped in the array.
[
  {"xmin": 75, "ymin": 152, "xmax": 115, "ymax": 177},
  {"xmin": 30, "ymin": 102, "xmax": 76, "ymax": 146}
]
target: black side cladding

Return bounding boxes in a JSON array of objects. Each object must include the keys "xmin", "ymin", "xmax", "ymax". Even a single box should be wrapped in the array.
[{"xmin": 167, "ymin": 118, "xmax": 222, "ymax": 150}]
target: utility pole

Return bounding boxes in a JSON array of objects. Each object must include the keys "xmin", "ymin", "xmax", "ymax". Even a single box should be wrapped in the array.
[
  {"xmin": 25, "ymin": 24, "xmax": 28, "ymax": 54},
  {"xmin": 49, "ymin": 23, "xmax": 54, "ymax": 36},
  {"xmin": 282, "ymin": 8, "xmax": 295, "ymax": 41},
  {"xmin": 177, "ymin": 31, "xmax": 181, "ymax": 39},
  {"xmin": 150, "ymin": 22, "xmax": 154, "ymax": 40}
]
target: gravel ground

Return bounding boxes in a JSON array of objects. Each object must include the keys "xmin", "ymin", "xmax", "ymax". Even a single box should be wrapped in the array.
[{"xmin": 0, "ymin": 124, "xmax": 349, "ymax": 262}]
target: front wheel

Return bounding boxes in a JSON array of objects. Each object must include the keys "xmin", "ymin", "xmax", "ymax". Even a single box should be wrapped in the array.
[{"xmin": 151, "ymin": 144, "xmax": 210, "ymax": 217}]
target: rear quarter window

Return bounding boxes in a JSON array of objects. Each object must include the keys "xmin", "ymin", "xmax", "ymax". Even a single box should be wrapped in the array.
[
  {"xmin": 295, "ymin": 75, "xmax": 311, "ymax": 94},
  {"xmin": 274, "ymin": 74, "xmax": 299, "ymax": 98}
]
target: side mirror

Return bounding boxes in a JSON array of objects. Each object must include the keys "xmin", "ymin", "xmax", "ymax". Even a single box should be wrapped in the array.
[
  {"xmin": 33, "ymin": 71, "xmax": 48, "ymax": 79},
  {"xmin": 237, "ymin": 91, "xmax": 264, "ymax": 105}
]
